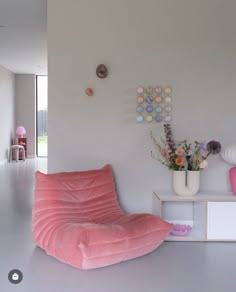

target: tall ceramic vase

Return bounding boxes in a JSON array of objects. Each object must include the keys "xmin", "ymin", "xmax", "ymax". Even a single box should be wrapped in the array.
[{"xmin": 173, "ymin": 170, "xmax": 200, "ymax": 196}]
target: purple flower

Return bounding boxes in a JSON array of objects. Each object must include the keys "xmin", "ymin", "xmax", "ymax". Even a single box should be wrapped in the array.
[
  {"xmin": 207, "ymin": 140, "xmax": 221, "ymax": 154},
  {"xmin": 198, "ymin": 142, "xmax": 207, "ymax": 151},
  {"xmin": 164, "ymin": 124, "xmax": 175, "ymax": 153}
]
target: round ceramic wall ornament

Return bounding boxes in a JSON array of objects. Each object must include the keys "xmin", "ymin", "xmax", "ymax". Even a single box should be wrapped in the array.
[
  {"xmin": 165, "ymin": 115, "xmax": 172, "ymax": 122},
  {"xmin": 137, "ymin": 86, "xmax": 144, "ymax": 94},
  {"xmin": 155, "ymin": 96, "xmax": 162, "ymax": 103},
  {"xmin": 155, "ymin": 86, "xmax": 162, "ymax": 94},
  {"xmin": 137, "ymin": 96, "xmax": 144, "ymax": 104},
  {"xmin": 155, "ymin": 115, "xmax": 163, "ymax": 122},
  {"xmin": 165, "ymin": 105, "xmax": 172, "ymax": 113},
  {"xmin": 165, "ymin": 96, "xmax": 172, "ymax": 103},
  {"xmin": 164, "ymin": 86, "xmax": 172, "ymax": 95},
  {"xmin": 145, "ymin": 96, "xmax": 153, "ymax": 104},
  {"xmin": 146, "ymin": 86, "xmax": 153, "ymax": 94},
  {"xmin": 145, "ymin": 115, "xmax": 153, "ymax": 122},
  {"xmin": 146, "ymin": 105, "xmax": 153, "ymax": 113},
  {"xmin": 136, "ymin": 115, "xmax": 144, "ymax": 123},
  {"xmin": 96, "ymin": 64, "xmax": 108, "ymax": 79},
  {"xmin": 155, "ymin": 106, "xmax": 162, "ymax": 113},
  {"xmin": 136, "ymin": 105, "xmax": 144, "ymax": 113}
]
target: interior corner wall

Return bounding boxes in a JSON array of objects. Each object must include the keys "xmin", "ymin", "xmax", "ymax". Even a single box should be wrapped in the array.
[
  {"xmin": 15, "ymin": 74, "xmax": 36, "ymax": 157},
  {"xmin": 0, "ymin": 65, "xmax": 15, "ymax": 163},
  {"xmin": 48, "ymin": 0, "xmax": 236, "ymax": 213}
]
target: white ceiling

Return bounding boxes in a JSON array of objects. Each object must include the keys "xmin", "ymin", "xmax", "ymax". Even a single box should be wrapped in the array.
[{"xmin": 0, "ymin": 0, "xmax": 47, "ymax": 75}]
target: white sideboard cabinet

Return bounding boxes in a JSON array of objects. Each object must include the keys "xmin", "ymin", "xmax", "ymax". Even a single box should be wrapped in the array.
[{"xmin": 152, "ymin": 191, "xmax": 236, "ymax": 242}]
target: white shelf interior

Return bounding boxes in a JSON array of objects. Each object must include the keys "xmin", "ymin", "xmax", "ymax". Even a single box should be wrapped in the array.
[
  {"xmin": 161, "ymin": 201, "xmax": 206, "ymax": 241},
  {"xmin": 153, "ymin": 191, "xmax": 236, "ymax": 242}
]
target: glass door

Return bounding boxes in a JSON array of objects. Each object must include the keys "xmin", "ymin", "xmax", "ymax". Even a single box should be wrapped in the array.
[{"xmin": 36, "ymin": 75, "xmax": 48, "ymax": 157}]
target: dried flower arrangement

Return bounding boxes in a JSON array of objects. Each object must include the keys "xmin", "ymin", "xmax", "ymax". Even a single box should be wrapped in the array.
[{"xmin": 151, "ymin": 124, "xmax": 221, "ymax": 171}]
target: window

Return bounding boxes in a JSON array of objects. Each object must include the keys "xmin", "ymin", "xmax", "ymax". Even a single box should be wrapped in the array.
[{"xmin": 36, "ymin": 75, "xmax": 48, "ymax": 157}]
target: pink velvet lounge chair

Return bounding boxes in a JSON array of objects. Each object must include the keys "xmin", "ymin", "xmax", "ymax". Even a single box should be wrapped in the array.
[{"xmin": 32, "ymin": 165, "xmax": 172, "ymax": 269}]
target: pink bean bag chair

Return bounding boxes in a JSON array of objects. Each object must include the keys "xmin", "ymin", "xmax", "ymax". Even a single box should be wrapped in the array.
[{"xmin": 32, "ymin": 165, "xmax": 172, "ymax": 269}]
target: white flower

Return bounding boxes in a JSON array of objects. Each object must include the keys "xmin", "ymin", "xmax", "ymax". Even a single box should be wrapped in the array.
[{"xmin": 200, "ymin": 160, "xmax": 208, "ymax": 169}]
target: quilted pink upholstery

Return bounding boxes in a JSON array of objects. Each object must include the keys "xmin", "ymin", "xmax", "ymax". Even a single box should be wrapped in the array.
[{"xmin": 32, "ymin": 165, "xmax": 172, "ymax": 269}]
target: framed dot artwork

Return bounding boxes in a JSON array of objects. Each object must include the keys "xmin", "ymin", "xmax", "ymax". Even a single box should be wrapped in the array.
[{"xmin": 136, "ymin": 86, "xmax": 173, "ymax": 123}]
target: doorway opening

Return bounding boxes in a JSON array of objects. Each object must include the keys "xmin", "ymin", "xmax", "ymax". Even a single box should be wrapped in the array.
[{"xmin": 36, "ymin": 75, "xmax": 48, "ymax": 157}]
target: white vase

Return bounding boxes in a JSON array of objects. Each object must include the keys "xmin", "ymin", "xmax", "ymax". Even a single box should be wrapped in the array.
[{"xmin": 173, "ymin": 170, "xmax": 200, "ymax": 196}]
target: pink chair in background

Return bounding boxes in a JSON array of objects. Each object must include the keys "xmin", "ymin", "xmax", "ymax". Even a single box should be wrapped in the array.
[{"xmin": 32, "ymin": 165, "xmax": 172, "ymax": 269}]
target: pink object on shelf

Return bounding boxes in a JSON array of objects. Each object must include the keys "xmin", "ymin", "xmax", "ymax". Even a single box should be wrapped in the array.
[
  {"xmin": 170, "ymin": 224, "xmax": 192, "ymax": 236},
  {"xmin": 229, "ymin": 167, "xmax": 236, "ymax": 195},
  {"xmin": 32, "ymin": 165, "xmax": 173, "ymax": 270}
]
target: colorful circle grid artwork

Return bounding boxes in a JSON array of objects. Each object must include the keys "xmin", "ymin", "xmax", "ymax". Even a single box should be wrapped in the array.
[{"xmin": 135, "ymin": 85, "xmax": 173, "ymax": 123}]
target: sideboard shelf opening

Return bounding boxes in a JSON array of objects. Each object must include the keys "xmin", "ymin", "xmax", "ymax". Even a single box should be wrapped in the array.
[{"xmin": 152, "ymin": 191, "xmax": 236, "ymax": 242}]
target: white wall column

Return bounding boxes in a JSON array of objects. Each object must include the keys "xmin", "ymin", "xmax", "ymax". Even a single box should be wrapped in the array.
[
  {"xmin": 15, "ymin": 74, "xmax": 36, "ymax": 158},
  {"xmin": 0, "ymin": 65, "xmax": 15, "ymax": 163}
]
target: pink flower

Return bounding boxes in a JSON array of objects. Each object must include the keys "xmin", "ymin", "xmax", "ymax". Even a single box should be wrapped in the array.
[
  {"xmin": 161, "ymin": 146, "xmax": 172, "ymax": 159},
  {"xmin": 200, "ymin": 160, "xmax": 208, "ymax": 169},
  {"xmin": 188, "ymin": 149, "xmax": 193, "ymax": 155},
  {"xmin": 175, "ymin": 148, "xmax": 185, "ymax": 155},
  {"xmin": 161, "ymin": 148, "xmax": 167, "ymax": 157}
]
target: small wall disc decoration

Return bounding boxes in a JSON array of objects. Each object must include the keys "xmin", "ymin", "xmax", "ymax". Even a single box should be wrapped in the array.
[
  {"xmin": 145, "ymin": 115, "xmax": 153, "ymax": 122},
  {"xmin": 96, "ymin": 64, "xmax": 108, "ymax": 79},
  {"xmin": 136, "ymin": 115, "xmax": 144, "ymax": 123},
  {"xmin": 86, "ymin": 88, "xmax": 94, "ymax": 96},
  {"xmin": 146, "ymin": 105, "xmax": 153, "ymax": 113},
  {"xmin": 155, "ymin": 106, "xmax": 162, "ymax": 113},
  {"xmin": 137, "ymin": 96, "xmax": 144, "ymax": 103},
  {"xmin": 164, "ymin": 86, "xmax": 172, "ymax": 95},
  {"xmin": 135, "ymin": 85, "xmax": 173, "ymax": 123},
  {"xmin": 155, "ymin": 115, "xmax": 163, "ymax": 122},
  {"xmin": 155, "ymin": 86, "xmax": 162, "ymax": 94},
  {"xmin": 145, "ymin": 96, "xmax": 153, "ymax": 104},
  {"xmin": 155, "ymin": 96, "xmax": 162, "ymax": 103},
  {"xmin": 165, "ymin": 115, "xmax": 172, "ymax": 122},
  {"xmin": 136, "ymin": 105, "xmax": 144, "ymax": 113},
  {"xmin": 146, "ymin": 86, "xmax": 153, "ymax": 94},
  {"xmin": 165, "ymin": 105, "xmax": 172, "ymax": 112},
  {"xmin": 165, "ymin": 96, "xmax": 172, "ymax": 103},
  {"xmin": 137, "ymin": 86, "xmax": 144, "ymax": 94}
]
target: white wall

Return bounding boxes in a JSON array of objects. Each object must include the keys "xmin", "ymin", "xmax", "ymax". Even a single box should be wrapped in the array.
[
  {"xmin": 0, "ymin": 65, "xmax": 15, "ymax": 163},
  {"xmin": 48, "ymin": 0, "xmax": 236, "ymax": 213},
  {"xmin": 15, "ymin": 74, "xmax": 36, "ymax": 157}
]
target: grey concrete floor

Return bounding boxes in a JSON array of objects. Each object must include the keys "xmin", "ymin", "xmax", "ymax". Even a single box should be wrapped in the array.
[{"xmin": 0, "ymin": 158, "xmax": 236, "ymax": 292}]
